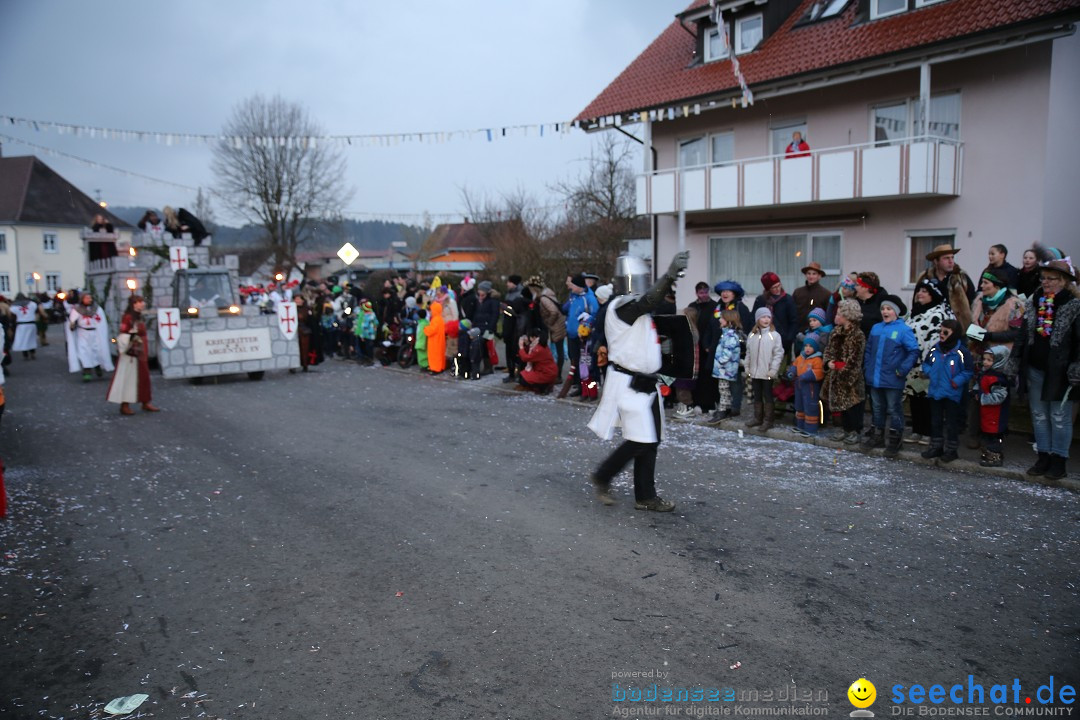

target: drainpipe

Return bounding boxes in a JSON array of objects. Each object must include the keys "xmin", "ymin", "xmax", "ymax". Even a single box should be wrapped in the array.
[
  {"xmin": 919, "ymin": 62, "xmax": 931, "ymax": 137},
  {"xmin": 12, "ymin": 226, "xmax": 20, "ymax": 294}
]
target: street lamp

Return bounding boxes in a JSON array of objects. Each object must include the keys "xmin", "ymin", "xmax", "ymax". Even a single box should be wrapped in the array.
[{"xmin": 126, "ymin": 278, "xmax": 138, "ymax": 295}]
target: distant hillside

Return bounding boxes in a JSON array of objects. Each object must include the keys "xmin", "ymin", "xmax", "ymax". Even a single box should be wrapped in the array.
[{"xmin": 110, "ymin": 206, "xmax": 424, "ymax": 251}]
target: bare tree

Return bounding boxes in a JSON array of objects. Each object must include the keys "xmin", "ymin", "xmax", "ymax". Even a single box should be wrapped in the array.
[
  {"xmin": 212, "ymin": 94, "xmax": 351, "ymax": 275},
  {"xmin": 460, "ymin": 187, "xmax": 553, "ymax": 284},
  {"xmin": 190, "ymin": 187, "xmax": 216, "ymax": 236}
]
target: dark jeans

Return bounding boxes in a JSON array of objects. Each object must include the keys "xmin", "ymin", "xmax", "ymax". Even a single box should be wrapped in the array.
[
  {"xmin": 732, "ymin": 371, "xmax": 746, "ymax": 412},
  {"xmin": 566, "ymin": 337, "xmax": 582, "ymax": 386},
  {"xmin": 751, "ymin": 377, "xmax": 773, "ymax": 403},
  {"xmin": 841, "ymin": 404, "xmax": 865, "ymax": 433},
  {"xmin": 908, "ymin": 392, "xmax": 932, "ymax": 436},
  {"xmin": 929, "ymin": 397, "xmax": 964, "ymax": 447},
  {"xmin": 869, "ymin": 386, "xmax": 905, "ymax": 433}
]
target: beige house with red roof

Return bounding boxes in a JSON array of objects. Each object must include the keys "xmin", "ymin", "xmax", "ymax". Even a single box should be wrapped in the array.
[{"xmin": 577, "ymin": 0, "xmax": 1080, "ymax": 303}]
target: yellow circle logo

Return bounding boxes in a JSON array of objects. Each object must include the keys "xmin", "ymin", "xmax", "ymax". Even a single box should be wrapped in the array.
[{"xmin": 848, "ymin": 679, "xmax": 876, "ymax": 708}]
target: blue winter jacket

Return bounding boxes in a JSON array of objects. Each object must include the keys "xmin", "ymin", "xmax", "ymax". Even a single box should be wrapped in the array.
[
  {"xmin": 712, "ymin": 328, "xmax": 744, "ymax": 381},
  {"xmin": 864, "ymin": 319, "xmax": 919, "ymax": 389},
  {"xmin": 563, "ymin": 289, "xmax": 598, "ymax": 337},
  {"xmin": 922, "ymin": 342, "xmax": 973, "ymax": 403}
]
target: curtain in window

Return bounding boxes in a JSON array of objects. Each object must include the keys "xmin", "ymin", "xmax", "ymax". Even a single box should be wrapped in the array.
[
  {"xmin": 711, "ymin": 132, "xmax": 734, "ymax": 164},
  {"xmin": 811, "ymin": 235, "xmax": 842, "ymax": 274},
  {"xmin": 679, "ymin": 137, "xmax": 706, "ymax": 168},
  {"xmin": 908, "ymin": 234, "xmax": 953, "ymax": 284},
  {"xmin": 710, "ymin": 235, "xmax": 807, "ymax": 296},
  {"xmin": 915, "ymin": 93, "xmax": 961, "ymax": 141},
  {"xmin": 770, "ymin": 125, "xmax": 807, "ymax": 156}
]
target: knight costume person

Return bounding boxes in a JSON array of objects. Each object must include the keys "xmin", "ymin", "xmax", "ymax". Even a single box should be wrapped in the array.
[
  {"xmin": 588, "ymin": 250, "xmax": 689, "ymax": 512},
  {"xmin": 106, "ymin": 295, "xmax": 160, "ymax": 415},
  {"xmin": 10, "ymin": 293, "xmax": 40, "ymax": 359},
  {"xmin": 67, "ymin": 293, "xmax": 115, "ymax": 381}
]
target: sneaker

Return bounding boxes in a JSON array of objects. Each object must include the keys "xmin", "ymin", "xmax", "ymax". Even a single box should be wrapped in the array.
[
  {"xmin": 843, "ymin": 431, "xmax": 862, "ymax": 445},
  {"xmin": 904, "ymin": 433, "xmax": 921, "ymax": 444},
  {"xmin": 918, "ymin": 436, "xmax": 930, "ymax": 445},
  {"xmin": 634, "ymin": 496, "xmax": 676, "ymax": 512},
  {"xmin": 592, "ymin": 477, "xmax": 616, "ymax": 506},
  {"xmin": 674, "ymin": 403, "xmax": 693, "ymax": 418},
  {"xmin": 827, "ymin": 428, "xmax": 847, "ymax": 441}
]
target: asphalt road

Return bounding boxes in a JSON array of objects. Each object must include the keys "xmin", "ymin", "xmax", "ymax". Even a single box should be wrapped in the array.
[{"xmin": 1, "ymin": 342, "xmax": 1078, "ymax": 719}]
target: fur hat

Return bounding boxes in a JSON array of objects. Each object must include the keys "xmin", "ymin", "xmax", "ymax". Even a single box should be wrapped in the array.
[
  {"xmin": 754, "ymin": 307, "xmax": 773, "ymax": 322},
  {"xmin": 595, "ymin": 284, "xmax": 613, "ymax": 303},
  {"xmin": 761, "ymin": 272, "xmax": 781, "ymax": 291},
  {"xmin": 836, "ymin": 298, "xmax": 863, "ymax": 323},
  {"xmin": 807, "ymin": 307, "xmax": 827, "ymax": 325},
  {"xmin": 525, "ymin": 274, "xmax": 545, "ymax": 289}
]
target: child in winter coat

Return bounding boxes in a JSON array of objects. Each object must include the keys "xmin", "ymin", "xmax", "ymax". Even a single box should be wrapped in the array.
[
  {"xmin": 415, "ymin": 309, "xmax": 429, "ymax": 369},
  {"xmin": 744, "ymin": 307, "xmax": 784, "ymax": 431},
  {"xmin": 920, "ymin": 319, "xmax": 973, "ymax": 464},
  {"xmin": 863, "ymin": 295, "xmax": 920, "ymax": 457},
  {"xmin": 355, "ymin": 299, "xmax": 378, "ymax": 364},
  {"xmin": 709, "ymin": 309, "xmax": 744, "ymax": 422},
  {"xmin": 976, "ymin": 345, "xmax": 1012, "ymax": 467},
  {"xmin": 787, "ymin": 334, "xmax": 826, "ymax": 436}
]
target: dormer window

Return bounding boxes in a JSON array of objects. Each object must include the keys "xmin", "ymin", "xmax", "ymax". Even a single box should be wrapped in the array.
[
  {"xmin": 704, "ymin": 26, "xmax": 730, "ymax": 62},
  {"xmin": 735, "ymin": 14, "xmax": 763, "ymax": 54},
  {"xmin": 871, "ymin": 0, "xmax": 907, "ymax": 19}
]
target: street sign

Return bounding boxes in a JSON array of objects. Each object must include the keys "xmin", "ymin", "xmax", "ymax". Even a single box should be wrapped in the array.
[{"xmin": 337, "ymin": 242, "xmax": 360, "ymax": 266}]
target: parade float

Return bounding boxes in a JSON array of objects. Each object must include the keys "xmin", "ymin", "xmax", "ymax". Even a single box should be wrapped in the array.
[{"xmin": 84, "ymin": 229, "xmax": 299, "ymax": 381}]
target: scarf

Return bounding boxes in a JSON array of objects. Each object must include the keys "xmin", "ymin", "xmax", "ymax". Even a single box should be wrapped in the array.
[
  {"xmin": 765, "ymin": 291, "xmax": 786, "ymax": 313},
  {"xmin": 981, "ymin": 287, "xmax": 1008, "ymax": 311}
]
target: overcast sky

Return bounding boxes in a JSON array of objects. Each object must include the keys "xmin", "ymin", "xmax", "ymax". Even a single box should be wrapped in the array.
[{"xmin": 0, "ymin": 1, "xmax": 679, "ymax": 226}]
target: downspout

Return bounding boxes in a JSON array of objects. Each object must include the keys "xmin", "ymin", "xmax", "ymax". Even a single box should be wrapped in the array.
[
  {"xmin": 610, "ymin": 122, "xmax": 659, "ymax": 277},
  {"xmin": 12, "ymin": 226, "xmax": 20, "ymax": 294}
]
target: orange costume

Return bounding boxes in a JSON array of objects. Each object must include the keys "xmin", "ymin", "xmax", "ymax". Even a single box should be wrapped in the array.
[{"xmin": 424, "ymin": 301, "xmax": 446, "ymax": 372}]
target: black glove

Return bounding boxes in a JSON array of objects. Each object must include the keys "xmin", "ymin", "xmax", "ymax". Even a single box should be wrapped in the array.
[{"xmin": 665, "ymin": 250, "xmax": 690, "ymax": 280}]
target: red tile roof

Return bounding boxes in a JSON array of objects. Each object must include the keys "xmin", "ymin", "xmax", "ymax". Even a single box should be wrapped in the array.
[{"xmin": 577, "ymin": 0, "xmax": 1080, "ymax": 122}]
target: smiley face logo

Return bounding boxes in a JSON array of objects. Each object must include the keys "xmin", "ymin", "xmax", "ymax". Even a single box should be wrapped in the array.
[{"xmin": 848, "ymin": 679, "xmax": 876, "ymax": 709}]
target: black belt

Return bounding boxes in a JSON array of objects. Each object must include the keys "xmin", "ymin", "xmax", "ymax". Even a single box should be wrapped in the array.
[{"xmin": 612, "ymin": 363, "xmax": 659, "ymax": 393}]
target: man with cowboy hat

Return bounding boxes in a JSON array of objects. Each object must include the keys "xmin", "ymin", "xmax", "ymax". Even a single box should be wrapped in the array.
[
  {"xmin": 913, "ymin": 244, "xmax": 976, "ymax": 329},
  {"xmin": 793, "ymin": 261, "xmax": 832, "ymax": 333}
]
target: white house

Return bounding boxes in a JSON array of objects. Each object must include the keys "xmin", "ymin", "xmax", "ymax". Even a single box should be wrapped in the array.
[
  {"xmin": 576, "ymin": 0, "xmax": 1080, "ymax": 305},
  {"xmin": 0, "ymin": 154, "xmax": 134, "ymax": 296}
]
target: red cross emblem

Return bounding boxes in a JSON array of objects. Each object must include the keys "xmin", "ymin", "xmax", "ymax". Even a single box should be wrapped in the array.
[
  {"xmin": 159, "ymin": 309, "xmax": 179, "ymax": 341},
  {"xmin": 280, "ymin": 305, "xmax": 296, "ymax": 334},
  {"xmin": 170, "ymin": 246, "xmax": 188, "ymax": 271}
]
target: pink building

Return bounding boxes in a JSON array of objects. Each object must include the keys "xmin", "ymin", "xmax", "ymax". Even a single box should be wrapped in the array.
[{"xmin": 577, "ymin": 0, "xmax": 1080, "ymax": 305}]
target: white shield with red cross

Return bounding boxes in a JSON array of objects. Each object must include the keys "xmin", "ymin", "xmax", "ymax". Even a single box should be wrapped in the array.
[
  {"xmin": 168, "ymin": 245, "xmax": 189, "ymax": 272},
  {"xmin": 277, "ymin": 301, "xmax": 298, "ymax": 340},
  {"xmin": 157, "ymin": 308, "xmax": 182, "ymax": 349}
]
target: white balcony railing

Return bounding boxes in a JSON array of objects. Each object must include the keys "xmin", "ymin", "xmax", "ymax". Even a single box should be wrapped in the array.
[{"xmin": 636, "ymin": 136, "xmax": 963, "ymax": 215}]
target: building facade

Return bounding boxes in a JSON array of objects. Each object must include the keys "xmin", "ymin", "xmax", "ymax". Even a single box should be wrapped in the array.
[{"xmin": 577, "ymin": 0, "xmax": 1080, "ymax": 304}]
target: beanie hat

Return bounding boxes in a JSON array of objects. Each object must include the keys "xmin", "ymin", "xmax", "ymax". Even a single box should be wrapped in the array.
[
  {"xmin": 569, "ymin": 274, "xmax": 586, "ymax": 288},
  {"xmin": 404, "ymin": 296, "xmax": 417, "ymax": 308},
  {"xmin": 754, "ymin": 307, "xmax": 773, "ymax": 322},
  {"xmin": 478, "ymin": 280, "xmax": 493, "ymax": 293},
  {"xmin": 880, "ymin": 294, "xmax": 908, "ymax": 318},
  {"xmin": 803, "ymin": 334, "xmax": 822, "ymax": 354},
  {"xmin": 508, "ymin": 274, "xmax": 522, "ymax": 285},
  {"xmin": 839, "ymin": 274, "xmax": 858, "ymax": 293},
  {"xmin": 761, "ymin": 272, "xmax": 781, "ymax": 291},
  {"xmin": 595, "ymin": 284, "xmax": 613, "ymax": 303},
  {"xmin": 807, "ymin": 308, "xmax": 827, "ymax": 325}
]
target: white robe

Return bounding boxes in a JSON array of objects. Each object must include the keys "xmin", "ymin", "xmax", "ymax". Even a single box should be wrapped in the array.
[
  {"xmin": 106, "ymin": 333, "xmax": 139, "ymax": 404},
  {"xmin": 587, "ymin": 296, "xmax": 665, "ymax": 443},
  {"xmin": 11, "ymin": 302, "xmax": 38, "ymax": 352},
  {"xmin": 67, "ymin": 307, "xmax": 115, "ymax": 373}
]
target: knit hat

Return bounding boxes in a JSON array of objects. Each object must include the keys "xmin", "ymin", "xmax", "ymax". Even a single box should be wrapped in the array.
[
  {"xmin": 803, "ymin": 334, "xmax": 822, "ymax": 354},
  {"xmin": 880, "ymin": 294, "xmax": 908, "ymax": 318},
  {"xmin": 754, "ymin": 307, "xmax": 773, "ymax": 322},
  {"xmin": 761, "ymin": 272, "xmax": 781, "ymax": 291},
  {"xmin": 569, "ymin": 274, "xmax": 586, "ymax": 289},
  {"xmin": 807, "ymin": 307, "xmax": 827, "ymax": 326},
  {"xmin": 582, "ymin": 272, "xmax": 600, "ymax": 282},
  {"xmin": 714, "ymin": 280, "xmax": 744, "ymax": 297},
  {"xmin": 836, "ymin": 298, "xmax": 863, "ymax": 323},
  {"xmin": 508, "ymin": 274, "xmax": 522, "ymax": 285},
  {"xmin": 595, "ymin": 284, "xmax": 613, "ymax": 303},
  {"xmin": 404, "ymin": 296, "xmax": 417, "ymax": 308},
  {"xmin": 478, "ymin": 280, "xmax": 493, "ymax": 293},
  {"xmin": 839, "ymin": 274, "xmax": 858, "ymax": 293}
]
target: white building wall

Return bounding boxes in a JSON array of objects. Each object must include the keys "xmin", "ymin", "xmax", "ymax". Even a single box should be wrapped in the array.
[{"xmin": 1042, "ymin": 31, "xmax": 1080, "ymax": 254}]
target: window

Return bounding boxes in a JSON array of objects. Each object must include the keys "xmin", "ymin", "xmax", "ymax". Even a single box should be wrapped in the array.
[
  {"xmin": 704, "ymin": 26, "xmax": 730, "ymax": 62},
  {"xmin": 821, "ymin": 0, "xmax": 850, "ymax": 17},
  {"xmin": 914, "ymin": 0, "xmax": 945, "ymax": 6},
  {"xmin": 0, "ymin": 232, "xmax": 6, "ymax": 253},
  {"xmin": 45, "ymin": 273, "xmax": 61, "ymax": 293},
  {"xmin": 0, "ymin": 274, "xmax": 9, "ymax": 293},
  {"xmin": 871, "ymin": 0, "xmax": 907, "ymax": 19},
  {"xmin": 770, "ymin": 120, "xmax": 808, "ymax": 156},
  {"xmin": 907, "ymin": 231, "xmax": 954, "ymax": 285},
  {"xmin": 735, "ymin": 15, "xmax": 763, "ymax": 54},
  {"xmin": 43, "ymin": 232, "xmax": 58, "ymax": 253},
  {"xmin": 710, "ymin": 232, "xmax": 843, "ymax": 295},
  {"xmin": 873, "ymin": 92, "xmax": 961, "ymax": 145},
  {"xmin": 679, "ymin": 136, "xmax": 707, "ymax": 168},
  {"xmin": 711, "ymin": 132, "xmax": 735, "ymax": 165}
]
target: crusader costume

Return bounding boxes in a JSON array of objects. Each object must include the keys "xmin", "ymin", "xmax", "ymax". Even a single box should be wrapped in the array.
[
  {"xmin": 588, "ymin": 251, "xmax": 689, "ymax": 512},
  {"xmin": 67, "ymin": 295, "xmax": 114, "ymax": 380},
  {"xmin": 10, "ymin": 294, "xmax": 39, "ymax": 358}
]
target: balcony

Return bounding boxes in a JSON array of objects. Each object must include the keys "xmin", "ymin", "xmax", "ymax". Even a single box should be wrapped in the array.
[{"xmin": 636, "ymin": 136, "xmax": 962, "ymax": 215}]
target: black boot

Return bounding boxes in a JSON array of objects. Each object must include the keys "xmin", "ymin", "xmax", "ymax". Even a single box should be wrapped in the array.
[
  {"xmin": 883, "ymin": 429, "xmax": 902, "ymax": 458},
  {"xmin": 940, "ymin": 436, "xmax": 959, "ymax": 464},
  {"xmin": 1044, "ymin": 455, "xmax": 1068, "ymax": 480},
  {"xmin": 921, "ymin": 437, "xmax": 944, "ymax": 459},
  {"xmin": 861, "ymin": 427, "xmax": 884, "ymax": 450},
  {"xmin": 1026, "ymin": 452, "xmax": 1052, "ymax": 476}
]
